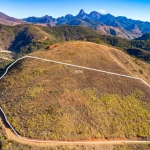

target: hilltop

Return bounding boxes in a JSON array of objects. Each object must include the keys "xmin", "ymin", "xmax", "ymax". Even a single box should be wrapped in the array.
[{"xmin": 0, "ymin": 41, "xmax": 150, "ymax": 141}]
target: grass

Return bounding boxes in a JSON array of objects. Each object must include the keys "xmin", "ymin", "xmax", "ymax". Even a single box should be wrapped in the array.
[
  {"xmin": 0, "ymin": 41, "xmax": 150, "ymax": 141},
  {"xmin": 32, "ymin": 41, "xmax": 150, "ymax": 84},
  {"xmin": 0, "ymin": 118, "xmax": 150, "ymax": 150}
]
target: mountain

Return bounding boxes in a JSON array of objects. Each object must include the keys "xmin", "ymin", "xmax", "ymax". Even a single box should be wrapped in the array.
[
  {"xmin": 0, "ymin": 23, "xmax": 150, "ymax": 76},
  {"xmin": 96, "ymin": 25, "xmax": 142, "ymax": 39},
  {"xmin": 1, "ymin": 23, "xmax": 150, "ymax": 63},
  {"xmin": 0, "ymin": 10, "xmax": 146, "ymax": 39},
  {"xmin": 0, "ymin": 41, "xmax": 150, "ymax": 141},
  {"xmin": 22, "ymin": 9, "xmax": 150, "ymax": 39},
  {"xmin": 23, "ymin": 15, "xmax": 56, "ymax": 26},
  {"xmin": 76, "ymin": 9, "xmax": 88, "ymax": 19},
  {"xmin": 135, "ymin": 33, "xmax": 150, "ymax": 40},
  {"xmin": 125, "ymin": 24, "xmax": 142, "ymax": 34},
  {"xmin": 2, "ymin": 10, "xmax": 150, "ymax": 39},
  {"xmin": 0, "ymin": 12, "xmax": 24, "ymax": 26}
]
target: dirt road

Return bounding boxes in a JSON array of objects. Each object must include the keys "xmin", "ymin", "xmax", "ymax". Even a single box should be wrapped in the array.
[{"xmin": 0, "ymin": 110, "xmax": 149, "ymax": 147}]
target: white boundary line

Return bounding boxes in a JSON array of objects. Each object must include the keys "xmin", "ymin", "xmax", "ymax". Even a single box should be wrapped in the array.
[
  {"xmin": 1, "ymin": 56, "xmax": 150, "ymax": 87},
  {"xmin": 0, "ymin": 55, "xmax": 150, "ymax": 144}
]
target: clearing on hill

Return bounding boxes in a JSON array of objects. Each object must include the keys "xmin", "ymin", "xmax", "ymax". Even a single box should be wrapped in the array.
[{"xmin": 0, "ymin": 41, "xmax": 150, "ymax": 141}]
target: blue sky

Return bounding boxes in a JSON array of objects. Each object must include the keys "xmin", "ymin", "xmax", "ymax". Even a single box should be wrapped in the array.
[{"xmin": 0, "ymin": 0, "xmax": 150, "ymax": 21}]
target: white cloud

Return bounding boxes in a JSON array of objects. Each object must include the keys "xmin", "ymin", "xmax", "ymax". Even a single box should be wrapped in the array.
[{"xmin": 99, "ymin": 10, "xmax": 106, "ymax": 13}]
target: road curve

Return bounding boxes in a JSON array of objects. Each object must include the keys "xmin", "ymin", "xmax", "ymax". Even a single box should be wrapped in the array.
[
  {"xmin": 0, "ymin": 55, "xmax": 150, "ymax": 145},
  {"xmin": 0, "ymin": 107, "xmax": 150, "ymax": 146}
]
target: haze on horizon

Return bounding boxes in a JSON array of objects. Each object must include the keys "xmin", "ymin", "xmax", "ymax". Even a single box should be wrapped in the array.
[{"xmin": 0, "ymin": 0, "xmax": 150, "ymax": 22}]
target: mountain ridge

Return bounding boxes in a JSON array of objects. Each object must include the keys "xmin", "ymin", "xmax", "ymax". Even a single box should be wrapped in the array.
[
  {"xmin": 1, "ymin": 10, "xmax": 150, "ymax": 39},
  {"xmin": 0, "ymin": 12, "xmax": 24, "ymax": 26},
  {"xmin": 21, "ymin": 9, "xmax": 150, "ymax": 39},
  {"xmin": 22, "ymin": 9, "xmax": 150, "ymax": 34}
]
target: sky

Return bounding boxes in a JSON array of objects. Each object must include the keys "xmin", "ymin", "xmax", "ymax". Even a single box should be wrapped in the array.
[{"xmin": 0, "ymin": 0, "xmax": 150, "ymax": 21}]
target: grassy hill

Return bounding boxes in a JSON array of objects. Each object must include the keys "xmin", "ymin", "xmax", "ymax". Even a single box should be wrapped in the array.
[
  {"xmin": 0, "ymin": 24, "xmax": 57, "ymax": 56},
  {"xmin": 0, "ymin": 41, "xmax": 150, "ymax": 141},
  {"xmin": 1, "ymin": 23, "xmax": 150, "ymax": 65}
]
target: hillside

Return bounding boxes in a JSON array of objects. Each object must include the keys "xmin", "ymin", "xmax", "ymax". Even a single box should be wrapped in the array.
[
  {"xmin": 1, "ymin": 23, "xmax": 150, "ymax": 65},
  {"xmin": 0, "ymin": 12, "xmax": 23, "ymax": 26},
  {"xmin": 0, "ymin": 24, "xmax": 57, "ymax": 56},
  {"xmin": 0, "ymin": 41, "xmax": 150, "ymax": 141},
  {"xmin": 96, "ymin": 26, "xmax": 142, "ymax": 39},
  {"xmin": 135, "ymin": 33, "xmax": 150, "ymax": 40}
]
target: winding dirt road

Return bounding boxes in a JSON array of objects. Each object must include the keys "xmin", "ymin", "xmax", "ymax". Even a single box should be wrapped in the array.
[{"xmin": 0, "ymin": 110, "xmax": 149, "ymax": 147}]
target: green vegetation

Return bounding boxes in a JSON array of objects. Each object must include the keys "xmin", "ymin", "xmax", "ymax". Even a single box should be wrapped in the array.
[
  {"xmin": 0, "ymin": 55, "xmax": 150, "ymax": 140},
  {"xmin": 42, "ymin": 26, "xmax": 150, "ymax": 63},
  {"xmin": 1, "ymin": 23, "xmax": 150, "ymax": 63},
  {"xmin": 0, "ymin": 59, "xmax": 12, "ymax": 76},
  {"xmin": 0, "ymin": 41, "xmax": 150, "ymax": 141},
  {"xmin": 0, "ymin": 26, "xmax": 150, "ymax": 147},
  {"xmin": 41, "ymin": 25, "xmax": 102, "ymax": 41},
  {"xmin": 0, "ymin": 22, "xmax": 150, "ymax": 74},
  {"xmin": 126, "ymin": 48, "xmax": 150, "ymax": 63},
  {"xmin": 0, "ymin": 24, "xmax": 57, "ymax": 57},
  {"xmin": 0, "ymin": 88, "xmax": 150, "ymax": 141},
  {"xmin": 1, "ymin": 24, "xmax": 102, "ymax": 57},
  {"xmin": 131, "ymin": 40, "xmax": 150, "ymax": 52},
  {"xmin": 0, "ymin": 120, "xmax": 150, "ymax": 150}
]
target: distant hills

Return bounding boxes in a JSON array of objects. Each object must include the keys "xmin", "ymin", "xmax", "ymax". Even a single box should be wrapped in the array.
[
  {"xmin": 135, "ymin": 33, "xmax": 150, "ymax": 40},
  {"xmin": 0, "ymin": 12, "xmax": 24, "ymax": 26},
  {"xmin": 1, "ymin": 9, "xmax": 150, "ymax": 39},
  {"xmin": 22, "ymin": 9, "xmax": 150, "ymax": 39},
  {"xmin": 0, "ymin": 23, "xmax": 150, "ymax": 61}
]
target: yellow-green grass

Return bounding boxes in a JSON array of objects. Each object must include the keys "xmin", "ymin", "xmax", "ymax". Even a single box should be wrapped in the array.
[
  {"xmin": 31, "ymin": 41, "xmax": 150, "ymax": 84},
  {"xmin": 0, "ymin": 41, "xmax": 150, "ymax": 140}
]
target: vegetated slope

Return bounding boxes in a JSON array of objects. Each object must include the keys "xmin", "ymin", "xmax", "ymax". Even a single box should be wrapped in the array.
[
  {"xmin": 0, "ymin": 24, "xmax": 58, "ymax": 57},
  {"xmin": 126, "ymin": 48, "xmax": 150, "ymax": 63},
  {"xmin": 0, "ymin": 41, "xmax": 150, "ymax": 141},
  {"xmin": 40, "ymin": 25, "xmax": 103, "ymax": 41},
  {"xmin": 80, "ymin": 33, "xmax": 150, "ymax": 62},
  {"xmin": 0, "ymin": 50, "xmax": 14, "ymax": 76},
  {"xmin": 0, "ymin": 24, "xmax": 106, "ymax": 55},
  {"xmin": 37, "ymin": 25, "xmax": 150, "ymax": 62},
  {"xmin": 0, "ymin": 59, "xmax": 12, "ymax": 77},
  {"xmin": 0, "ymin": 23, "xmax": 150, "ymax": 62},
  {"xmin": 1, "ymin": 113, "xmax": 149, "ymax": 150},
  {"xmin": 130, "ymin": 33, "xmax": 150, "ymax": 53}
]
